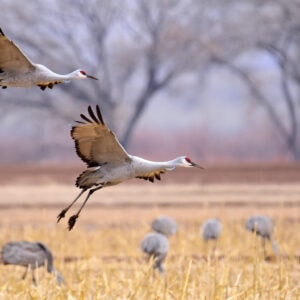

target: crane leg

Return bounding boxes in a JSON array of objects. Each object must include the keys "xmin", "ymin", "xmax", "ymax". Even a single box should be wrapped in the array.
[
  {"xmin": 262, "ymin": 238, "xmax": 267, "ymax": 259},
  {"xmin": 57, "ymin": 188, "xmax": 88, "ymax": 223},
  {"xmin": 31, "ymin": 270, "xmax": 37, "ymax": 285},
  {"xmin": 212, "ymin": 240, "xmax": 218, "ymax": 258},
  {"xmin": 68, "ymin": 186, "xmax": 103, "ymax": 231},
  {"xmin": 21, "ymin": 268, "xmax": 28, "ymax": 280},
  {"xmin": 154, "ymin": 253, "xmax": 167, "ymax": 274}
]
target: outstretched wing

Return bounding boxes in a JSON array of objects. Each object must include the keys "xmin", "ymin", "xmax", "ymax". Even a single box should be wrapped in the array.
[
  {"xmin": 71, "ymin": 105, "xmax": 131, "ymax": 167},
  {"xmin": 0, "ymin": 28, "xmax": 35, "ymax": 73}
]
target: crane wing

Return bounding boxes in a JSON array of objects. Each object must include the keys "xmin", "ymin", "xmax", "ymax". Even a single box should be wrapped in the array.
[
  {"xmin": 136, "ymin": 169, "xmax": 166, "ymax": 183},
  {"xmin": 0, "ymin": 28, "xmax": 35, "ymax": 73},
  {"xmin": 71, "ymin": 105, "xmax": 131, "ymax": 167}
]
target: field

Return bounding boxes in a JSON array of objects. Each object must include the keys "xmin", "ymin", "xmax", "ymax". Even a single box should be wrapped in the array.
[{"xmin": 0, "ymin": 164, "xmax": 299, "ymax": 299}]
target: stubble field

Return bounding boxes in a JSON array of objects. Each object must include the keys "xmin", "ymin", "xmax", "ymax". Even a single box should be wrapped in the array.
[{"xmin": 0, "ymin": 164, "xmax": 299, "ymax": 299}]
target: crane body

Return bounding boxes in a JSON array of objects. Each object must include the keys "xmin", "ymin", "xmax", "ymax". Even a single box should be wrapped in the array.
[{"xmin": 151, "ymin": 216, "xmax": 178, "ymax": 236}]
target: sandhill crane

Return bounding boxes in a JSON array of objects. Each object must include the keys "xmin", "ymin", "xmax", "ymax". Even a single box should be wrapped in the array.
[
  {"xmin": 151, "ymin": 215, "xmax": 178, "ymax": 236},
  {"xmin": 245, "ymin": 215, "xmax": 279, "ymax": 257},
  {"xmin": 57, "ymin": 105, "xmax": 203, "ymax": 230},
  {"xmin": 1, "ymin": 241, "xmax": 64, "ymax": 284},
  {"xmin": 201, "ymin": 218, "xmax": 222, "ymax": 256},
  {"xmin": 0, "ymin": 28, "xmax": 98, "ymax": 90},
  {"xmin": 141, "ymin": 232, "xmax": 169, "ymax": 274}
]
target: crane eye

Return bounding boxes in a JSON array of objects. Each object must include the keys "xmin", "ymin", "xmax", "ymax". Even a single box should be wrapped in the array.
[{"xmin": 80, "ymin": 70, "xmax": 87, "ymax": 75}]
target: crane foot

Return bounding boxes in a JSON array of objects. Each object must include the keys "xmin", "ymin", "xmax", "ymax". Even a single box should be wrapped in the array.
[
  {"xmin": 68, "ymin": 215, "xmax": 79, "ymax": 231},
  {"xmin": 57, "ymin": 209, "xmax": 67, "ymax": 223}
]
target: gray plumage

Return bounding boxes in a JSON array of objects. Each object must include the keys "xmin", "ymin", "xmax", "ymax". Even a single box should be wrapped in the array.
[
  {"xmin": 141, "ymin": 232, "xmax": 169, "ymax": 273},
  {"xmin": 201, "ymin": 218, "xmax": 222, "ymax": 241},
  {"xmin": 151, "ymin": 216, "xmax": 178, "ymax": 236},
  {"xmin": 1, "ymin": 241, "xmax": 63, "ymax": 284},
  {"xmin": 245, "ymin": 215, "xmax": 279, "ymax": 254}
]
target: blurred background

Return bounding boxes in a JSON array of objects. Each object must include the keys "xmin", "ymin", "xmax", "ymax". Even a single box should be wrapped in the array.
[{"xmin": 1, "ymin": 0, "xmax": 300, "ymax": 165}]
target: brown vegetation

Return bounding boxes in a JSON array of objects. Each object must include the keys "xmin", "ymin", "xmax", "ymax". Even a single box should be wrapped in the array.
[{"xmin": 0, "ymin": 165, "xmax": 299, "ymax": 298}]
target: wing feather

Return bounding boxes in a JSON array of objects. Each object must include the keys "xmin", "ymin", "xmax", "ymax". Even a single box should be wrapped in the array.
[
  {"xmin": 71, "ymin": 105, "xmax": 130, "ymax": 167},
  {"xmin": 88, "ymin": 105, "xmax": 100, "ymax": 124},
  {"xmin": 96, "ymin": 105, "xmax": 105, "ymax": 124},
  {"xmin": 0, "ymin": 28, "xmax": 35, "ymax": 72},
  {"xmin": 79, "ymin": 113, "xmax": 93, "ymax": 124},
  {"xmin": 136, "ymin": 170, "xmax": 166, "ymax": 182}
]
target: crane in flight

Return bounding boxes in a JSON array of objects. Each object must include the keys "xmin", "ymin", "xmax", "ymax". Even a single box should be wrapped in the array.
[
  {"xmin": 57, "ymin": 105, "xmax": 203, "ymax": 230},
  {"xmin": 0, "ymin": 28, "xmax": 98, "ymax": 90}
]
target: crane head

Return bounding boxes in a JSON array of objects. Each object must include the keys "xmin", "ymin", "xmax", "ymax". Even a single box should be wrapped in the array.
[
  {"xmin": 78, "ymin": 70, "xmax": 98, "ymax": 80},
  {"xmin": 182, "ymin": 156, "xmax": 204, "ymax": 169}
]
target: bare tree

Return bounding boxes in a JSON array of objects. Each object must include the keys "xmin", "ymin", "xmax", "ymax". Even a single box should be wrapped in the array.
[
  {"xmin": 201, "ymin": 0, "xmax": 300, "ymax": 159},
  {"xmin": 1, "ymin": 0, "xmax": 205, "ymax": 147},
  {"xmin": 1, "ymin": 0, "xmax": 300, "ymax": 162}
]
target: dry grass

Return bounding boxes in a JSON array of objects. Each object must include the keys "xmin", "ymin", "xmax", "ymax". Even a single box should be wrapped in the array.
[{"xmin": 0, "ymin": 183, "xmax": 299, "ymax": 299}]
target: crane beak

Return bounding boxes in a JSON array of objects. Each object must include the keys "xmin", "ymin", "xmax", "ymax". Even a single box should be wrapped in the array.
[
  {"xmin": 86, "ymin": 74, "xmax": 98, "ymax": 80},
  {"xmin": 191, "ymin": 162, "xmax": 205, "ymax": 169}
]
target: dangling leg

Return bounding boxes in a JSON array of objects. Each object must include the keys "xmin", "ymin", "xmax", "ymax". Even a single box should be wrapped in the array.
[
  {"xmin": 68, "ymin": 186, "xmax": 103, "ymax": 231},
  {"xmin": 57, "ymin": 188, "xmax": 88, "ymax": 223}
]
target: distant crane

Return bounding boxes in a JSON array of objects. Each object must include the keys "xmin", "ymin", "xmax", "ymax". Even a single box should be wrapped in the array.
[
  {"xmin": 245, "ymin": 215, "xmax": 279, "ymax": 257},
  {"xmin": 151, "ymin": 215, "xmax": 178, "ymax": 236},
  {"xmin": 0, "ymin": 28, "xmax": 98, "ymax": 90},
  {"xmin": 141, "ymin": 232, "xmax": 169, "ymax": 273},
  {"xmin": 201, "ymin": 218, "xmax": 222, "ymax": 255},
  {"xmin": 57, "ymin": 105, "xmax": 203, "ymax": 230},
  {"xmin": 1, "ymin": 241, "xmax": 64, "ymax": 284}
]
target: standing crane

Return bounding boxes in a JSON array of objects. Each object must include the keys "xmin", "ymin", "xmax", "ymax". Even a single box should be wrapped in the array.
[
  {"xmin": 0, "ymin": 28, "xmax": 98, "ymax": 90},
  {"xmin": 245, "ymin": 215, "xmax": 279, "ymax": 257},
  {"xmin": 201, "ymin": 218, "xmax": 222, "ymax": 256},
  {"xmin": 1, "ymin": 241, "xmax": 64, "ymax": 285},
  {"xmin": 141, "ymin": 232, "xmax": 169, "ymax": 274},
  {"xmin": 57, "ymin": 105, "xmax": 203, "ymax": 230},
  {"xmin": 151, "ymin": 215, "xmax": 178, "ymax": 236}
]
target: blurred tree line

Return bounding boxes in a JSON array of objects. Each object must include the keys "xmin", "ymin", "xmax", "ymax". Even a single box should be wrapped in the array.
[{"xmin": 1, "ymin": 0, "xmax": 300, "ymax": 161}]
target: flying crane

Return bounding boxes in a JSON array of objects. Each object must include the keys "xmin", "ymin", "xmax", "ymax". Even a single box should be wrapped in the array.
[
  {"xmin": 0, "ymin": 28, "xmax": 98, "ymax": 90},
  {"xmin": 57, "ymin": 105, "xmax": 203, "ymax": 230}
]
